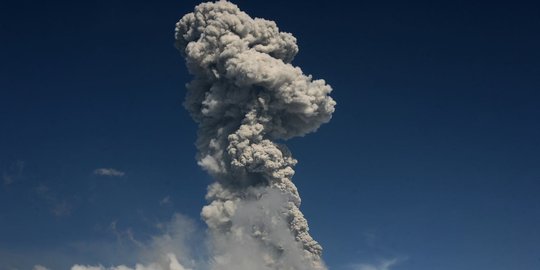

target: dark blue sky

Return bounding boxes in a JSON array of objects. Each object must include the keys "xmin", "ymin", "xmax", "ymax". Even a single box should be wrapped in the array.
[{"xmin": 1, "ymin": 0, "xmax": 539, "ymax": 269}]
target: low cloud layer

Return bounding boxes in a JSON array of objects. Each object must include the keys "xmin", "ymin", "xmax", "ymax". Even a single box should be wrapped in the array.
[
  {"xmin": 71, "ymin": 254, "xmax": 190, "ymax": 270},
  {"xmin": 70, "ymin": 214, "xmax": 197, "ymax": 270}
]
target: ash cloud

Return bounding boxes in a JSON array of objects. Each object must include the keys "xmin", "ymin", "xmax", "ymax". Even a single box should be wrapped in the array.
[
  {"xmin": 175, "ymin": 0, "xmax": 335, "ymax": 269},
  {"xmin": 71, "ymin": 1, "xmax": 335, "ymax": 269}
]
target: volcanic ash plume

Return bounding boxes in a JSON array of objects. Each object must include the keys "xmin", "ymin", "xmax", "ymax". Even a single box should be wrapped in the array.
[{"xmin": 176, "ymin": 1, "xmax": 336, "ymax": 269}]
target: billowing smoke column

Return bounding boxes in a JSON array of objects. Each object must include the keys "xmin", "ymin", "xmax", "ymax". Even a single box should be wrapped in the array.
[{"xmin": 176, "ymin": 1, "xmax": 336, "ymax": 269}]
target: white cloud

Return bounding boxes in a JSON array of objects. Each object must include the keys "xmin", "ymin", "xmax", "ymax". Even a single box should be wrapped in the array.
[
  {"xmin": 108, "ymin": 221, "xmax": 144, "ymax": 248},
  {"xmin": 159, "ymin": 196, "xmax": 172, "ymax": 206},
  {"xmin": 2, "ymin": 172, "xmax": 13, "ymax": 185},
  {"xmin": 350, "ymin": 258, "xmax": 405, "ymax": 270},
  {"xmin": 3, "ymin": 160, "xmax": 25, "ymax": 185},
  {"xmin": 51, "ymin": 200, "xmax": 72, "ymax": 217},
  {"xmin": 71, "ymin": 214, "xmax": 197, "ymax": 270},
  {"xmin": 94, "ymin": 168, "xmax": 125, "ymax": 177},
  {"xmin": 33, "ymin": 265, "xmax": 50, "ymax": 270},
  {"xmin": 71, "ymin": 253, "xmax": 190, "ymax": 270},
  {"xmin": 34, "ymin": 184, "xmax": 73, "ymax": 217}
]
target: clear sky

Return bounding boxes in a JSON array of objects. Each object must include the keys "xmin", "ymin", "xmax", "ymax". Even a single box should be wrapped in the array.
[{"xmin": 1, "ymin": 0, "xmax": 539, "ymax": 269}]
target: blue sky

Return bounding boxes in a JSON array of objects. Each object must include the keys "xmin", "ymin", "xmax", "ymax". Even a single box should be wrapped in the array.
[{"xmin": 1, "ymin": 0, "xmax": 539, "ymax": 269}]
